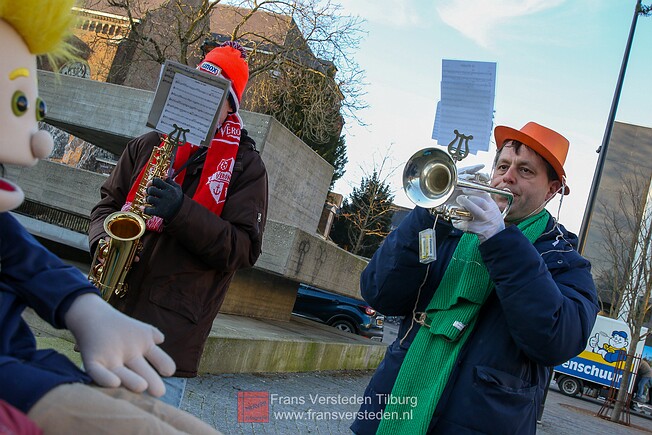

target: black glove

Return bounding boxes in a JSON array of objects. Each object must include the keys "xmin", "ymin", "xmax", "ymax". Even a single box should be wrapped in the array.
[{"xmin": 144, "ymin": 177, "xmax": 184, "ymax": 222}]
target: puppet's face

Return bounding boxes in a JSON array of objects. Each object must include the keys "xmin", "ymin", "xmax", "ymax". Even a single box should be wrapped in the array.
[{"xmin": 0, "ymin": 19, "xmax": 54, "ymax": 212}]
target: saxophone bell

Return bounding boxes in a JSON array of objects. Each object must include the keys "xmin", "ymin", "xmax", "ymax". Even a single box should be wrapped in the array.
[{"xmin": 89, "ymin": 211, "xmax": 146, "ymax": 302}]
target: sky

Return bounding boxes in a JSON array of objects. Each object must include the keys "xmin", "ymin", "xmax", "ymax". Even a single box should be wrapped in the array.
[{"xmin": 331, "ymin": 0, "xmax": 652, "ymax": 234}]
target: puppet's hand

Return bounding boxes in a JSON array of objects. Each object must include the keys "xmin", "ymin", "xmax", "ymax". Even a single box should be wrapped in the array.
[{"xmin": 64, "ymin": 293, "xmax": 176, "ymax": 396}]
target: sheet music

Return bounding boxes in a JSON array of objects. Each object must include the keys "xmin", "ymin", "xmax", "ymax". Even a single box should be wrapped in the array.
[
  {"xmin": 432, "ymin": 101, "xmax": 441, "ymax": 140},
  {"xmin": 147, "ymin": 60, "xmax": 231, "ymax": 147},
  {"xmin": 156, "ymin": 74, "xmax": 225, "ymax": 146},
  {"xmin": 431, "ymin": 59, "xmax": 497, "ymax": 154}
]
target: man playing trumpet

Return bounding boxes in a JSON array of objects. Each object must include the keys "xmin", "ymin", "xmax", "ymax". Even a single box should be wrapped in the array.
[{"xmin": 351, "ymin": 122, "xmax": 599, "ymax": 435}]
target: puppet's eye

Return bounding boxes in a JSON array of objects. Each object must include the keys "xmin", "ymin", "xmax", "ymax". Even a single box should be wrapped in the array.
[
  {"xmin": 36, "ymin": 98, "xmax": 47, "ymax": 121},
  {"xmin": 12, "ymin": 91, "xmax": 28, "ymax": 116}
]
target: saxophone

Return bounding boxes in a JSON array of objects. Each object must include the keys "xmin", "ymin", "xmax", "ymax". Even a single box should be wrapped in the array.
[{"xmin": 89, "ymin": 125, "xmax": 189, "ymax": 302}]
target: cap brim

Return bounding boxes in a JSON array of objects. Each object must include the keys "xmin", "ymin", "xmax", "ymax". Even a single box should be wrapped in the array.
[{"xmin": 494, "ymin": 126, "xmax": 570, "ymax": 195}]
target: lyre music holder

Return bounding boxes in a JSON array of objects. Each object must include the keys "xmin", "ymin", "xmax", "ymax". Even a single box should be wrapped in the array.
[
  {"xmin": 169, "ymin": 123, "xmax": 190, "ymax": 146},
  {"xmin": 447, "ymin": 129, "xmax": 473, "ymax": 163}
]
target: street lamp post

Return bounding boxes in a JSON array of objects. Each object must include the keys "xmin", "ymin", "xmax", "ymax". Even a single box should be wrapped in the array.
[{"xmin": 577, "ymin": 0, "xmax": 649, "ymax": 254}]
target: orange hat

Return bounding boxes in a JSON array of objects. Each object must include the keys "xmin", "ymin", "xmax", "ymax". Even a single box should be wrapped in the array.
[
  {"xmin": 494, "ymin": 121, "xmax": 570, "ymax": 195},
  {"xmin": 198, "ymin": 41, "xmax": 249, "ymax": 109}
]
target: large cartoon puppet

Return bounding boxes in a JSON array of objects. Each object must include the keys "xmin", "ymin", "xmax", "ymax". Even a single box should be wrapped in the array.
[{"xmin": 0, "ymin": 1, "xmax": 213, "ymax": 431}]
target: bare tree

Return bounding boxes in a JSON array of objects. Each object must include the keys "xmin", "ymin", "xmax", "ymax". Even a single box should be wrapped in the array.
[
  {"xmin": 78, "ymin": 0, "xmax": 366, "ymax": 178},
  {"xmin": 78, "ymin": 0, "xmax": 367, "ymax": 121},
  {"xmin": 595, "ymin": 171, "xmax": 652, "ymax": 421}
]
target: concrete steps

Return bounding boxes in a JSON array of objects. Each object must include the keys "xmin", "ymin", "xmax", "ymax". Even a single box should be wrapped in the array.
[{"xmin": 23, "ymin": 309, "xmax": 386, "ymax": 374}]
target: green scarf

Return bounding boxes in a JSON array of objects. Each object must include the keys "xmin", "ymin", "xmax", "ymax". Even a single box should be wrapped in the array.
[{"xmin": 376, "ymin": 209, "xmax": 550, "ymax": 435}]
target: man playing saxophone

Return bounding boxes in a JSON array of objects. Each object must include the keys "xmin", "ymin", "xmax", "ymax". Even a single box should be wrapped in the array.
[
  {"xmin": 351, "ymin": 122, "xmax": 599, "ymax": 435},
  {"xmin": 89, "ymin": 41, "xmax": 269, "ymax": 408}
]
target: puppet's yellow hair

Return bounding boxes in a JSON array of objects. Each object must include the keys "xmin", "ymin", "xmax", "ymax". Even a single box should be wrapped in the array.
[{"xmin": 0, "ymin": 0, "xmax": 78, "ymax": 68}]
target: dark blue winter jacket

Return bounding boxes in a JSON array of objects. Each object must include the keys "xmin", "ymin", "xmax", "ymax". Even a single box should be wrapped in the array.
[
  {"xmin": 0, "ymin": 213, "xmax": 95, "ymax": 412},
  {"xmin": 351, "ymin": 207, "xmax": 599, "ymax": 435}
]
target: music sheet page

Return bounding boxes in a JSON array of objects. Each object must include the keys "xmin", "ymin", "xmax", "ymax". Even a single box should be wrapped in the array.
[
  {"xmin": 156, "ymin": 73, "xmax": 226, "ymax": 146},
  {"xmin": 432, "ymin": 59, "xmax": 496, "ymax": 155}
]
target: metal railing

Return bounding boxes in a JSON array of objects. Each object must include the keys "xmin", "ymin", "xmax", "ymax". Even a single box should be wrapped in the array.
[{"xmin": 14, "ymin": 199, "xmax": 90, "ymax": 234}]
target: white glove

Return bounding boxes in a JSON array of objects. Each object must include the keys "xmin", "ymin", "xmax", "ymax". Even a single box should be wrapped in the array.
[
  {"xmin": 64, "ymin": 293, "xmax": 176, "ymax": 397},
  {"xmin": 452, "ymin": 189, "xmax": 505, "ymax": 243},
  {"xmin": 589, "ymin": 333, "xmax": 600, "ymax": 351}
]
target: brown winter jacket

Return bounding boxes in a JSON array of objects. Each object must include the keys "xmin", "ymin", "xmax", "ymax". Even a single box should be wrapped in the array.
[{"xmin": 89, "ymin": 129, "xmax": 268, "ymax": 376}]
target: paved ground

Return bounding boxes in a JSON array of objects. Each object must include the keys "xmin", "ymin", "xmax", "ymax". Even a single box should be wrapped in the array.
[
  {"xmin": 28, "ymin": 303, "xmax": 652, "ymax": 434},
  {"xmin": 181, "ymin": 370, "xmax": 652, "ymax": 434}
]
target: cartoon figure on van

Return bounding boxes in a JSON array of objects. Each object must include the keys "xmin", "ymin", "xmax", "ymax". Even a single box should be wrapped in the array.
[{"xmin": 590, "ymin": 330, "xmax": 629, "ymax": 363}]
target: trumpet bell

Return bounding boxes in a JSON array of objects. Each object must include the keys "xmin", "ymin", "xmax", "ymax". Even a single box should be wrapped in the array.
[
  {"xmin": 403, "ymin": 148, "xmax": 458, "ymax": 209},
  {"xmin": 403, "ymin": 147, "xmax": 514, "ymax": 221}
]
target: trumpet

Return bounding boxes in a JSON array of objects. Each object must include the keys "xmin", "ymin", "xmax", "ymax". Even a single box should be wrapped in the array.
[{"xmin": 403, "ymin": 147, "xmax": 513, "ymax": 221}]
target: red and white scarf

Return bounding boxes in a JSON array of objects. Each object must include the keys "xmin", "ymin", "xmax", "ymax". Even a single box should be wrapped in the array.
[{"xmin": 122, "ymin": 113, "xmax": 242, "ymax": 232}]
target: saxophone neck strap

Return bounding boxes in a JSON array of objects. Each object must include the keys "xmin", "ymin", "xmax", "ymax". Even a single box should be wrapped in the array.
[{"xmin": 171, "ymin": 146, "xmax": 208, "ymax": 180}]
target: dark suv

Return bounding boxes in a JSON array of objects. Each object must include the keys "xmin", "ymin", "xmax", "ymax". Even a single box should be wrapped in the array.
[{"xmin": 292, "ymin": 284, "xmax": 384, "ymax": 341}]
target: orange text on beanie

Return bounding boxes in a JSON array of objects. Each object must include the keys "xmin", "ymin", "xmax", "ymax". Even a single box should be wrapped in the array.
[{"xmin": 198, "ymin": 41, "xmax": 249, "ymax": 107}]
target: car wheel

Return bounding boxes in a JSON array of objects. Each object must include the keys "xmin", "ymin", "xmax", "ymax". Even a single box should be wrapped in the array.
[
  {"xmin": 331, "ymin": 319, "xmax": 356, "ymax": 334},
  {"xmin": 557, "ymin": 375, "xmax": 582, "ymax": 397}
]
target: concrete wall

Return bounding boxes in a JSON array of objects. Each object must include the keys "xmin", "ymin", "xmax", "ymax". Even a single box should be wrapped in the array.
[
  {"xmin": 221, "ymin": 268, "xmax": 300, "ymax": 321},
  {"xmin": 238, "ymin": 112, "xmax": 332, "ymax": 235},
  {"xmin": 38, "ymin": 72, "xmax": 153, "ymax": 155},
  {"xmin": 6, "ymin": 160, "xmax": 102, "ymax": 216},
  {"xmin": 256, "ymin": 221, "xmax": 367, "ymax": 299},
  {"xmin": 582, "ymin": 122, "xmax": 652, "ymax": 306}
]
